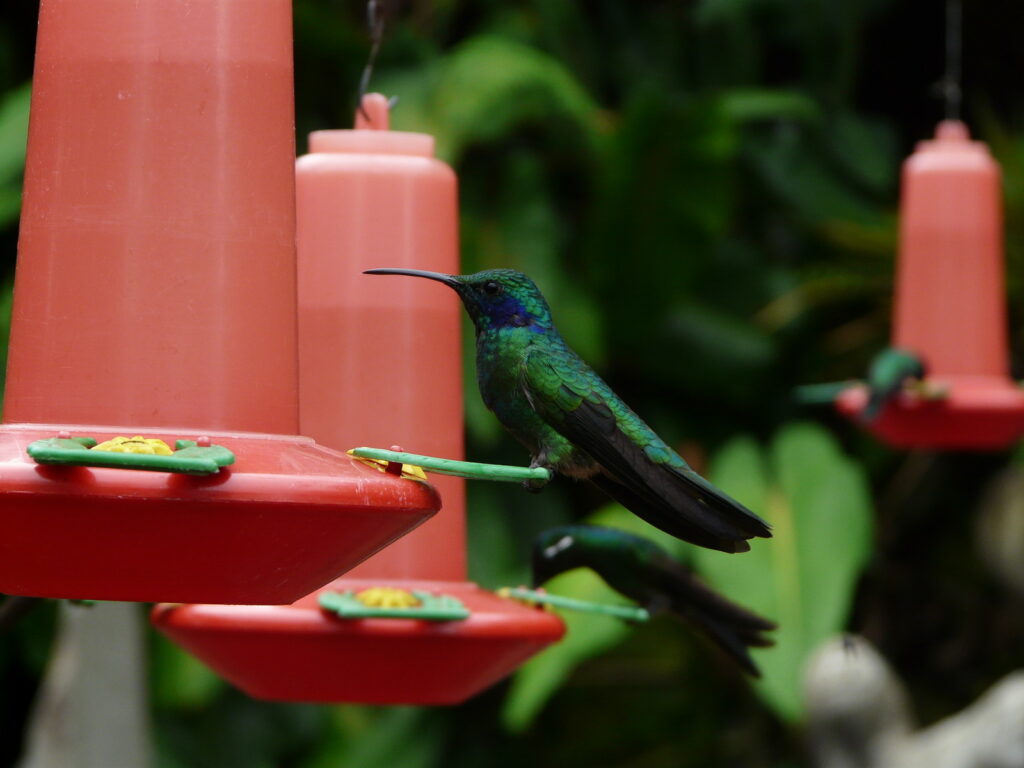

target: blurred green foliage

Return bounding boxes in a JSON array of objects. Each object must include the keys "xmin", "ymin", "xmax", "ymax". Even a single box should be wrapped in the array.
[
  {"xmin": 0, "ymin": 83, "xmax": 29, "ymax": 229},
  {"xmin": 1, "ymin": 0, "xmax": 1024, "ymax": 766},
  {"xmin": 700, "ymin": 422, "xmax": 873, "ymax": 719}
]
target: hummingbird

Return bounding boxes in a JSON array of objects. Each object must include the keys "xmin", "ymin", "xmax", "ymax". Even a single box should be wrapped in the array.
[
  {"xmin": 532, "ymin": 525, "xmax": 776, "ymax": 675},
  {"xmin": 365, "ymin": 268, "xmax": 771, "ymax": 553},
  {"xmin": 862, "ymin": 347, "xmax": 927, "ymax": 422}
]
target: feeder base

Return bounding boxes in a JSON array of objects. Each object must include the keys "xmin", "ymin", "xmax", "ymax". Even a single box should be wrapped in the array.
[
  {"xmin": 0, "ymin": 424, "xmax": 439, "ymax": 604},
  {"xmin": 835, "ymin": 376, "xmax": 1024, "ymax": 450},
  {"xmin": 151, "ymin": 578, "xmax": 566, "ymax": 705}
]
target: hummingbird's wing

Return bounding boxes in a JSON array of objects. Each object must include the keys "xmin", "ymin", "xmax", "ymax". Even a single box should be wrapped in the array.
[
  {"xmin": 588, "ymin": 472, "xmax": 756, "ymax": 553},
  {"xmin": 521, "ymin": 345, "xmax": 771, "ymax": 553}
]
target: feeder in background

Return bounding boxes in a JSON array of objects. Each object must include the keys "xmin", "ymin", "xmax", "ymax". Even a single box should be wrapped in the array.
[
  {"xmin": 835, "ymin": 121, "xmax": 1024, "ymax": 449},
  {"xmin": 152, "ymin": 95, "xmax": 565, "ymax": 705},
  {"xmin": 0, "ymin": 1, "xmax": 438, "ymax": 604}
]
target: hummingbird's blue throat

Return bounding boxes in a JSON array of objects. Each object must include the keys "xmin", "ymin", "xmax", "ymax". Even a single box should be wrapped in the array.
[{"xmin": 479, "ymin": 294, "xmax": 545, "ymax": 331}]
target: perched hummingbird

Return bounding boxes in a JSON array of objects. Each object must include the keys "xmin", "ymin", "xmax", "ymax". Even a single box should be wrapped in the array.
[
  {"xmin": 533, "ymin": 525, "xmax": 775, "ymax": 675},
  {"xmin": 862, "ymin": 347, "xmax": 927, "ymax": 422},
  {"xmin": 365, "ymin": 268, "xmax": 770, "ymax": 553}
]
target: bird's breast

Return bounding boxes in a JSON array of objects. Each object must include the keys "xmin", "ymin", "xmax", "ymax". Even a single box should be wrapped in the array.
[{"xmin": 475, "ymin": 332, "xmax": 560, "ymax": 455}]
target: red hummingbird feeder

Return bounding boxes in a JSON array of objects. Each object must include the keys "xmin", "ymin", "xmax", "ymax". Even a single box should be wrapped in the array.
[
  {"xmin": 835, "ymin": 120, "xmax": 1024, "ymax": 449},
  {"xmin": 0, "ymin": 1, "xmax": 439, "ymax": 604},
  {"xmin": 151, "ymin": 95, "xmax": 565, "ymax": 705}
]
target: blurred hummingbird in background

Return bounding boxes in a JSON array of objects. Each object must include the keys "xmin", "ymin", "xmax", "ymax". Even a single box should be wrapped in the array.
[
  {"xmin": 532, "ymin": 524, "xmax": 776, "ymax": 675},
  {"xmin": 862, "ymin": 347, "xmax": 927, "ymax": 422},
  {"xmin": 365, "ymin": 268, "xmax": 771, "ymax": 554}
]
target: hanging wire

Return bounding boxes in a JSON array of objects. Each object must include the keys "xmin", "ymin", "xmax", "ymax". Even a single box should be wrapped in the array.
[
  {"xmin": 942, "ymin": 0, "xmax": 963, "ymax": 121},
  {"xmin": 356, "ymin": 0, "xmax": 387, "ymax": 119}
]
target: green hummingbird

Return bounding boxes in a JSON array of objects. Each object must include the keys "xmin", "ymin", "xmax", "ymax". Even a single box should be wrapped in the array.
[
  {"xmin": 532, "ymin": 525, "xmax": 775, "ymax": 675},
  {"xmin": 365, "ymin": 268, "xmax": 771, "ymax": 554},
  {"xmin": 862, "ymin": 347, "xmax": 927, "ymax": 422}
]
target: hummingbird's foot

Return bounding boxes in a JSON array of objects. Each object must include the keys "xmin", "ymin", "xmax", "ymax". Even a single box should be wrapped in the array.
[
  {"xmin": 522, "ymin": 476, "xmax": 549, "ymax": 493},
  {"xmin": 522, "ymin": 464, "xmax": 551, "ymax": 493}
]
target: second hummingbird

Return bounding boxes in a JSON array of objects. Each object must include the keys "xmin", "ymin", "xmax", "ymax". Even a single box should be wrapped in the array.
[{"xmin": 365, "ymin": 268, "xmax": 771, "ymax": 554}]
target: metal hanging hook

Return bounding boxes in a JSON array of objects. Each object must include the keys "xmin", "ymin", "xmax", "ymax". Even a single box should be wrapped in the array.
[
  {"xmin": 941, "ymin": 0, "xmax": 963, "ymax": 121},
  {"xmin": 356, "ymin": 0, "xmax": 389, "ymax": 120}
]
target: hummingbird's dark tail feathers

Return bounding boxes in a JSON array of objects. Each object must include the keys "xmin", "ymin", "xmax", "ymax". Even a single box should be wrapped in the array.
[
  {"xmin": 591, "ymin": 473, "xmax": 757, "ymax": 553},
  {"xmin": 661, "ymin": 560, "xmax": 776, "ymax": 676},
  {"xmin": 554, "ymin": 399, "xmax": 771, "ymax": 553},
  {"xmin": 675, "ymin": 468, "xmax": 772, "ymax": 542}
]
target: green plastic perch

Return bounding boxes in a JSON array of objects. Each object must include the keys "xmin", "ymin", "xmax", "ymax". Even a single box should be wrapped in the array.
[
  {"xmin": 793, "ymin": 381, "xmax": 858, "ymax": 405},
  {"xmin": 318, "ymin": 590, "xmax": 470, "ymax": 621},
  {"xmin": 499, "ymin": 587, "xmax": 650, "ymax": 623},
  {"xmin": 27, "ymin": 436, "xmax": 235, "ymax": 475},
  {"xmin": 349, "ymin": 447, "xmax": 552, "ymax": 484},
  {"xmin": 794, "ymin": 379, "xmax": 950, "ymax": 406}
]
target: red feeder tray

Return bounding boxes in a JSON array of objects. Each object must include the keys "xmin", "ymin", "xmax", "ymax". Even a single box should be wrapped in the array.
[
  {"xmin": 834, "ymin": 121, "xmax": 1024, "ymax": 450},
  {"xmin": 0, "ymin": 424, "xmax": 438, "ymax": 604},
  {"xmin": 835, "ymin": 377, "xmax": 1024, "ymax": 450},
  {"xmin": 0, "ymin": 1, "xmax": 441, "ymax": 604},
  {"xmin": 151, "ymin": 578, "xmax": 565, "ymax": 705}
]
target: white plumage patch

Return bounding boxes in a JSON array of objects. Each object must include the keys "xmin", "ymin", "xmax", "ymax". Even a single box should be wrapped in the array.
[{"xmin": 544, "ymin": 535, "xmax": 575, "ymax": 559}]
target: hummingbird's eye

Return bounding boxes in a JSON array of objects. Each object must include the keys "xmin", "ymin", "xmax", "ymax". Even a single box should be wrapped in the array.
[{"xmin": 483, "ymin": 281, "xmax": 502, "ymax": 296}]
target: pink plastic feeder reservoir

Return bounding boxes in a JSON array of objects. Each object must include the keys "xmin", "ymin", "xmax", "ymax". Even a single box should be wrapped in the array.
[
  {"xmin": 0, "ymin": 2, "xmax": 437, "ymax": 603},
  {"xmin": 297, "ymin": 93, "xmax": 466, "ymax": 581},
  {"xmin": 836, "ymin": 121, "xmax": 1024, "ymax": 449},
  {"xmin": 152, "ymin": 95, "xmax": 565, "ymax": 704}
]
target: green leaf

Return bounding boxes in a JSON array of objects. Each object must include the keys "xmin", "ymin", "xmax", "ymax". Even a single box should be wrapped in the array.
[
  {"xmin": 0, "ymin": 82, "xmax": 30, "ymax": 184},
  {"xmin": 501, "ymin": 505, "xmax": 684, "ymax": 732},
  {"xmin": 303, "ymin": 707, "xmax": 445, "ymax": 768},
  {"xmin": 384, "ymin": 35, "xmax": 600, "ymax": 163},
  {"xmin": 719, "ymin": 89, "xmax": 821, "ymax": 124},
  {"xmin": 501, "ymin": 562, "xmax": 630, "ymax": 732},
  {"xmin": 151, "ymin": 633, "xmax": 225, "ymax": 710},
  {"xmin": 696, "ymin": 422, "xmax": 873, "ymax": 720},
  {"xmin": 0, "ymin": 280, "xmax": 14, "ymax": 412},
  {"xmin": 665, "ymin": 302, "xmax": 776, "ymax": 373},
  {"xmin": 747, "ymin": 127, "xmax": 886, "ymax": 227},
  {"xmin": 694, "ymin": 0, "xmax": 761, "ymax": 25},
  {"xmin": 0, "ymin": 184, "xmax": 21, "ymax": 228},
  {"xmin": 826, "ymin": 110, "xmax": 897, "ymax": 193}
]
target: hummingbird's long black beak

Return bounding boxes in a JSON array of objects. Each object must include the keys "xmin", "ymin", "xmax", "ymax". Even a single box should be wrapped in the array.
[{"xmin": 364, "ymin": 268, "xmax": 460, "ymax": 287}]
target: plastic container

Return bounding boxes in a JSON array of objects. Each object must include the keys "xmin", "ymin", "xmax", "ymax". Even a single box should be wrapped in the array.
[
  {"xmin": 836, "ymin": 121, "xmax": 1024, "ymax": 449},
  {"xmin": 296, "ymin": 94, "xmax": 466, "ymax": 580},
  {"xmin": 0, "ymin": 2, "xmax": 437, "ymax": 603}
]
